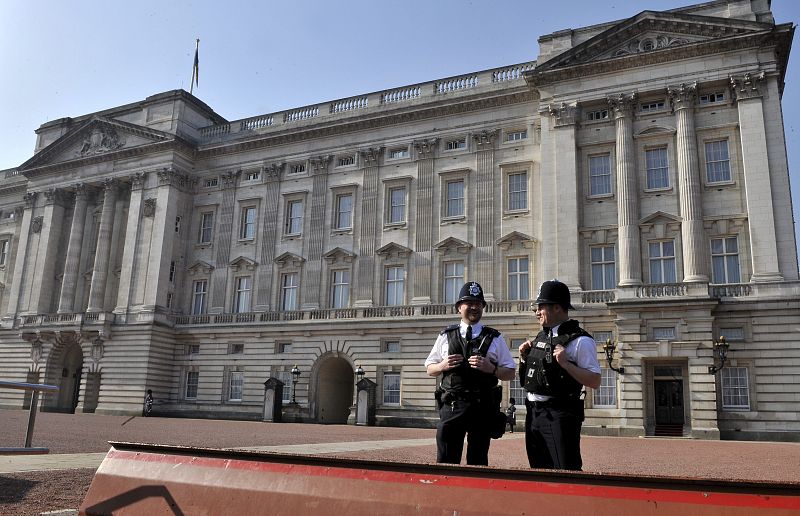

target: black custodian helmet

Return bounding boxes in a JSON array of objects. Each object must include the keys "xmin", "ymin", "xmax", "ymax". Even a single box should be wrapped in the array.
[
  {"xmin": 535, "ymin": 279, "xmax": 575, "ymax": 310},
  {"xmin": 456, "ymin": 281, "xmax": 486, "ymax": 308}
]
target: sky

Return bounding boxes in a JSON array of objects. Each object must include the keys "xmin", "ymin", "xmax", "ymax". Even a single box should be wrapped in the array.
[{"xmin": 1, "ymin": 0, "xmax": 799, "ymax": 258}]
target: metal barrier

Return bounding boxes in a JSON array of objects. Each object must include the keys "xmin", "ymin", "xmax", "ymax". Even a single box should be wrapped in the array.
[{"xmin": 0, "ymin": 380, "xmax": 59, "ymax": 454}]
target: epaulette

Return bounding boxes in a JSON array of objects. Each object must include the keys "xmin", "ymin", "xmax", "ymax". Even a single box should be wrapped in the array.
[{"xmin": 440, "ymin": 324, "xmax": 460, "ymax": 335}]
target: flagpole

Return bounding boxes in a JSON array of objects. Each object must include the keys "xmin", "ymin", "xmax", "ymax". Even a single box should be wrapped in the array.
[{"xmin": 190, "ymin": 38, "xmax": 199, "ymax": 95}]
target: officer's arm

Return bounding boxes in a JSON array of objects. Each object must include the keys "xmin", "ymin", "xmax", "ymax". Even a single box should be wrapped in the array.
[
  {"xmin": 560, "ymin": 361, "xmax": 601, "ymax": 389},
  {"xmin": 494, "ymin": 365, "xmax": 516, "ymax": 381}
]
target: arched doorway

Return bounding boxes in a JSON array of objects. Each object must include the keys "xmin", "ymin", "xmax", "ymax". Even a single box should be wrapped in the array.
[
  {"xmin": 315, "ymin": 356, "xmax": 354, "ymax": 424},
  {"xmin": 48, "ymin": 342, "xmax": 84, "ymax": 413}
]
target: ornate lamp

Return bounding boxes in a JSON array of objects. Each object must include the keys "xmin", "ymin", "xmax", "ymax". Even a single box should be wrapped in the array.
[
  {"xmin": 290, "ymin": 364, "xmax": 300, "ymax": 404},
  {"xmin": 603, "ymin": 339, "xmax": 625, "ymax": 374},
  {"xmin": 708, "ymin": 336, "xmax": 730, "ymax": 375},
  {"xmin": 355, "ymin": 364, "xmax": 365, "ymax": 383}
]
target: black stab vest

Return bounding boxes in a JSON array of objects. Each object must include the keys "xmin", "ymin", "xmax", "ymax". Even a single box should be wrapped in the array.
[
  {"xmin": 521, "ymin": 319, "xmax": 591, "ymax": 398},
  {"xmin": 440, "ymin": 324, "xmax": 500, "ymax": 395}
]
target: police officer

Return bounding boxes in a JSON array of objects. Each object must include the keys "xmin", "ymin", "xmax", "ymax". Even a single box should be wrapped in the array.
[
  {"xmin": 519, "ymin": 279, "xmax": 600, "ymax": 470},
  {"xmin": 425, "ymin": 281, "xmax": 516, "ymax": 465}
]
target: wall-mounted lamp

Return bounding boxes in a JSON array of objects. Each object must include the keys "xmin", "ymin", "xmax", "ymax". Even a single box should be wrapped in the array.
[
  {"xmin": 708, "ymin": 336, "xmax": 730, "ymax": 375},
  {"xmin": 290, "ymin": 364, "xmax": 300, "ymax": 404},
  {"xmin": 355, "ymin": 364, "xmax": 365, "ymax": 383},
  {"xmin": 603, "ymin": 339, "xmax": 625, "ymax": 374}
]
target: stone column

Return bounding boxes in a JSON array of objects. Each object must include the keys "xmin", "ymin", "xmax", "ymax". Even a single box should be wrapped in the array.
[
  {"xmin": 2, "ymin": 192, "xmax": 38, "ymax": 326},
  {"xmin": 354, "ymin": 148, "xmax": 383, "ymax": 307},
  {"xmin": 300, "ymin": 155, "xmax": 331, "ymax": 310},
  {"xmin": 731, "ymin": 72, "xmax": 782, "ymax": 282},
  {"xmin": 255, "ymin": 163, "xmax": 283, "ymax": 311},
  {"xmin": 114, "ymin": 173, "xmax": 146, "ymax": 316},
  {"xmin": 86, "ymin": 179, "xmax": 118, "ymax": 312},
  {"xmin": 668, "ymin": 82, "xmax": 708, "ymax": 283},
  {"xmin": 210, "ymin": 171, "xmax": 238, "ymax": 313},
  {"xmin": 411, "ymin": 139, "xmax": 438, "ymax": 304},
  {"xmin": 608, "ymin": 93, "xmax": 642, "ymax": 286},
  {"xmin": 474, "ymin": 130, "xmax": 498, "ymax": 299},
  {"xmin": 28, "ymin": 188, "xmax": 68, "ymax": 313},
  {"xmin": 59, "ymin": 184, "xmax": 89, "ymax": 313}
]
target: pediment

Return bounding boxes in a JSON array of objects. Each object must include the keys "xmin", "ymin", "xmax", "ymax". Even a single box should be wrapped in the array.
[
  {"xmin": 433, "ymin": 237, "xmax": 472, "ymax": 255},
  {"xmin": 274, "ymin": 252, "xmax": 305, "ymax": 268},
  {"xmin": 19, "ymin": 116, "xmax": 176, "ymax": 171},
  {"xmin": 230, "ymin": 256, "xmax": 258, "ymax": 271},
  {"xmin": 639, "ymin": 211, "xmax": 681, "ymax": 225},
  {"xmin": 637, "ymin": 125, "xmax": 675, "ymax": 137},
  {"xmin": 187, "ymin": 260, "xmax": 214, "ymax": 275},
  {"xmin": 375, "ymin": 242, "xmax": 412, "ymax": 259},
  {"xmin": 323, "ymin": 247, "xmax": 356, "ymax": 264},
  {"xmin": 536, "ymin": 11, "xmax": 772, "ymax": 73},
  {"xmin": 496, "ymin": 231, "xmax": 535, "ymax": 251}
]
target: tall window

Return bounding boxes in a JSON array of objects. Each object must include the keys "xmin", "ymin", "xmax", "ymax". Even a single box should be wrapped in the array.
[
  {"xmin": 705, "ymin": 140, "xmax": 731, "ymax": 183},
  {"xmin": 507, "ymin": 257, "xmax": 529, "ymax": 300},
  {"xmin": 649, "ymin": 241, "xmax": 676, "ymax": 284},
  {"xmin": 281, "ymin": 273, "xmax": 298, "ymax": 310},
  {"xmin": 721, "ymin": 367, "xmax": 750, "ymax": 410},
  {"xmin": 239, "ymin": 206, "xmax": 256, "ymax": 240},
  {"xmin": 446, "ymin": 180, "xmax": 465, "ymax": 217},
  {"xmin": 335, "ymin": 193, "xmax": 353, "ymax": 230},
  {"xmin": 508, "ymin": 172, "xmax": 528, "ymax": 210},
  {"xmin": 330, "ymin": 270, "xmax": 350, "ymax": 309},
  {"xmin": 389, "ymin": 187, "xmax": 406, "ymax": 223},
  {"xmin": 234, "ymin": 276, "xmax": 252, "ymax": 313},
  {"xmin": 711, "ymin": 237, "xmax": 741, "ymax": 284},
  {"xmin": 286, "ymin": 200, "xmax": 304, "ymax": 235},
  {"xmin": 0, "ymin": 239, "xmax": 8, "ymax": 265},
  {"xmin": 192, "ymin": 280, "xmax": 207, "ymax": 315},
  {"xmin": 589, "ymin": 154, "xmax": 612, "ymax": 196},
  {"xmin": 645, "ymin": 147, "xmax": 669, "ymax": 189},
  {"xmin": 443, "ymin": 261, "xmax": 465, "ymax": 304},
  {"xmin": 383, "ymin": 372, "xmax": 400, "ymax": 405},
  {"xmin": 228, "ymin": 371, "xmax": 244, "ymax": 401},
  {"xmin": 276, "ymin": 371, "xmax": 292, "ymax": 403},
  {"xmin": 385, "ymin": 266, "xmax": 405, "ymax": 306},
  {"xmin": 593, "ymin": 368, "xmax": 617, "ymax": 407},
  {"xmin": 198, "ymin": 212, "xmax": 214, "ymax": 243},
  {"xmin": 185, "ymin": 371, "xmax": 199, "ymax": 399},
  {"xmin": 591, "ymin": 246, "xmax": 616, "ymax": 290},
  {"xmin": 508, "ymin": 339, "xmax": 525, "ymax": 404}
]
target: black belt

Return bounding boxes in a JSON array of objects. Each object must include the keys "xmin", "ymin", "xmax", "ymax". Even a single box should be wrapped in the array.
[{"xmin": 527, "ymin": 397, "xmax": 579, "ymax": 409}]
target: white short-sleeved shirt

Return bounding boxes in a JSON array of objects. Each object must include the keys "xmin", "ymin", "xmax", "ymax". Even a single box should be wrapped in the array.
[
  {"xmin": 425, "ymin": 321, "xmax": 516, "ymax": 370},
  {"xmin": 528, "ymin": 321, "xmax": 601, "ymax": 402}
]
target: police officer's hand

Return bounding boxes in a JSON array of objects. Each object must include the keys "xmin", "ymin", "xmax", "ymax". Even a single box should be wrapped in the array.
[
  {"xmin": 553, "ymin": 344, "xmax": 568, "ymax": 366},
  {"xmin": 468, "ymin": 355, "xmax": 491, "ymax": 373},
  {"xmin": 519, "ymin": 340, "xmax": 532, "ymax": 360},
  {"xmin": 439, "ymin": 354, "xmax": 463, "ymax": 372}
]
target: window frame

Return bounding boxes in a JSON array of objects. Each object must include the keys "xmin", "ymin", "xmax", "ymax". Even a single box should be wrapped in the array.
[
  {"xmin": 185, "ymin": 370, "xmax": 199, "ymax": 400},
  {"xmin": 284, "ymin": 197, "xmax": 305, "ymax": 236},
  {"xmin": 720, "ymin": 366, "xmax": 750, "ymax": 411},
  {"xmin": 648, "ymin": 240, "xmax": 677, "ymax": 284},
  {"xmin": 228, "ymin": 371, "xmax": 244, "ymax": 402},
  {"xmin": 593, "ymin": 368, "xmax": 617, "ymax": 407},
  {"xmin": 385, "ymin": 265, "xmax": 405, "ymax": 306},
  {"xmin": 191, "ymin": 280, "xmax": 208, "ymax": 315},
  {"xmin": 233, "ymin": 276, "xmax": 252, "ymax": 313},
  {"xmin": 443, "ymin": 137, "xmax": 467, "ymax": 152},
  {"xmin": 333, "ymin": 191, "xmax": 354, "ymax": 231},
  {"xmin": 506, "ymin": 256, "xmax": 529, "ymax": 301},
  {"xmin": 710, "ymin": 236, "xmax": 741, "ymax": 284},
  {"xmin": 505, "ymin": 129, "xmax": 528, "ymax": 143},
  {"xmin": 645, "ymin": 147, "xmax": 670, "ymax": 191},
  {"xmin": 704, "ymin": 139, "xmax": 732, "ymax": 184},
  {"xmin": 281, "ymin": 272, "xmax": 299, "ymax": 311},
  {"xmin": 0, "ymin": 237, "xmax": 10, "ymax": 266},
  {"xmin": 382, "ymin": 371, "xmax": 401, "ymax": 405},
  {"xmin": 590, "ymin": 245, "xmax": 616, "ymax": 290},
  {"xmin": 238, "ymin": 205, "xmax": 257, "ymax": 241},
  {"xmin": 588, "ymin": 153, "xmax": 613, "ymax": 197},
  {"xmin": 442, "ymin": 261, "xmax": 465, "ymax": 304},
  {"xmin": 197, "ymin": 210, "xmax": 215, "ymax": 244},
  {"xmin": 330, "ymin": 269, "xmax": 350, "ymax": 309}
]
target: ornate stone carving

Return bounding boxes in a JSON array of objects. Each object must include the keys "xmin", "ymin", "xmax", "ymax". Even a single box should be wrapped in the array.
[
  {"xmin": 31, "ymin": 216, "xmax": 43, "ymax": 233},
  {"xmin": 612, "ymin": 35, "xmax": 692, "ymax": 58},
  {"xmin": 129, "ymin": 172, "xmax": 147, "ymax": 191},
  {"xmin": 543, "ymin": 102, "xmax": 579, "ymax": 127},
  {"xmin": 730, "ymin": 71, "xmax": 765, "ymax": 101},
  {"xmin": 30, "ymin": 337, "xmax": 43, "ymax": 365},
  {"xmin": 73, "ymin": 183, "xmax": 88, "ymax": 200},
  {"xmin": 91, "ymin": 335, "xmax": 105, "ymax": 363},
  {"xmin": 309, "ymin": 155, "xmax": 332, "ymax": 174},
  {"xmin": 607, "ymin": 92, "xmax": 638, "ymax": 118},
  {"xmin": 75, "ymin": 126, "xmax": 125, "ymax": 157},
  {"xmin": 220, "ymin": 170, "xmax": 239, "ymax": 189},
  {"xmin": 43, "ymin": 188, "xmax": 68, "ymax": 207},
  {"xmin": 413, "ymin": 138, "xmax": 439, "ymax": 159},
  {"xmin": 24, "ymin": 191, "xmax": 38, "ymax": 208},
  {"xmin": 142, "ymin": 198, "xmax": 157, "ymax": 217},
  {"xmin": 359, "ymin": 147, "xmax": 385, "ymax": 166},
  {"xmin": 473, "ymin": 130, "xmax": 499, "ymax": 151},
  {"xmin": 264, "ymin": 163, "xmax": 285, "ymax": 181},
  {"xmin": 14, "ymin": 206, "xmax": 24, "ymax": 218},
  {"xmin": 157, "ymin": 168, "xmax": 175, "ymax": 186},
  {"xmin": 667, "ymin": 82, "xmax": 698, "ymax": 110}
]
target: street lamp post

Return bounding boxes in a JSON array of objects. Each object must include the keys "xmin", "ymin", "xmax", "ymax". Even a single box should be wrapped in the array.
[
  {"xmin": 355, "ymin": 364, "xmax": 365, "ymax": 383},
  {"xmin": 603, "ymin": 339, "xmax": 625, "ymax": 374},
  {"xmin": 290, "ymin": 364, "xmax": 300, "ymax": 404},
  {"xmin": 708, "ymin": 336, "xmax": 730, "ymax": 375}
]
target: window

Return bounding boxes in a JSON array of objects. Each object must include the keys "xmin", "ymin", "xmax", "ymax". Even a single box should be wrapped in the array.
[
  {"xmin": 589, "ymin": 154, "xmax": 612, "ymax": 196},
  {"xmin": 289, "ymin": 163, "xmax": 306, "ymax": 174},
  {"xmin": 587, "ymin": 110, "xmax": 609, "ymax": 121},
  {"xmin": 1, "ymin": 238, "xmax": 9, "ymax": 265},
  {"xmin": 507, "ymin": 257, "xmax": 529, "ymax": 300},
  {"xmin": 645, "ymin": 148, "xmax": 670, "ymax": 189},
  {"xmin": 186, "ymin": 344, "xmax": 200, "ymax": 356},
  {"xmin": 198, "ymin": 212, "xmax": 214, "ymax": 244},
  {"xmin": 591, "ymin": 246, "xmax": 616, "ymax": 290},
  {"xmin": 335, "ymin": 193, "xmax": 353, "ymax": 230},
  {"xmin": 443, "ymin": 261, "xmax": 465, "ymax": 304},
  {"xmin": 330, "ymin": 269, "xmax": 350, "ymax": 309},
  {"xmin": 166, "ymin": 292, "xmax": 173, "ymax": 308},
  {"xmin": 245, "ymin": 170, "xmax": 260, "ymax": 181},
  {"xmin": 239, "ymin": 206, "xmax": 256, "ymax": 240},
  {"xmin": 640, "ymin": 101, "xmax": 665, "ymax": 112},
  {"xmin": 711, "ymin": 237, "xmax": 741, "ymax": 284},
  {"xmin": 506, "ymin": 130, "xmax": 527, "ymax": 142},
  {"xmin": 699, "ymin": 92, "xmax": 725, "ymax": 105},
  {"xmin": 385, "ymin": 266, "xmax": 404, "ymax": 306},
  {"xmin": 276, "ymin": 371, "xmax": 292, "ymax": 403},
  {"xmin": 388, "ymin": 187, "xmax": 406, "ymax": 223},
  {"xmin": 719, "ymin": 328, "xmax": 745, "ymax": 341},
  {"xmin": 169, "ymin": 261, "xmax": 176, "ymax": 283},
  {"xmin": 653, "ymin": 327, "xmax": 676, "ymax": 340},
  {"xmin": 175, "ymin": 216, "xmax": 181, "ymax": 233},
  {"xmin": 649, "ymin": 241, "xmax": 676, "ymax": 283},
  {"xmin": 593, "ymin": 368, "xmax": 617, "ymax": 407},
  {"xmin": 230, "ymin": 343, "xmax": 244, "ymax": 355},
  {"xmin": 234, "ymin": 276, "xmax": 252, "ymax": 313},
  {"xmin": 593, "ymin": 331, "xmax": 613, "ymax": 345},
  {"xmin": 445, "ymin": 179, "xmax": 465, "ymax": 217},
  {"xmin": 204, "ymin": 178, "xmax": 218, "ymax": 188},
  {"xmin": 705, "ymin": 140, "xmax": 731, "ymax": 183},
  {"xmin": 389, "ymin": 148, "xmax": 408, "ymax": 159},
  {"xmin": 445, "ymin": 138, "xmax": 466, "ymax": 151},
  {"xmin": 277, "ymin": 342, "xmax": 293, "ymax": 353},
  {"xmin": 337, "ymin": 155, "xmax": 355, "ymax": 167},
  {"xmin": 192, "ymin": 281, "xmax": 207, "ymax": 315},
  {"xmin": 508, "ymin": 172, "xmax": 528, "ymax": 211},
  {"xmin": 383, "ymin": 372, "xmax": 400, "ymax": 405},
  {"xmin": 286, "ymin": 200, "xmax": 304, "ymax": 235},
  {"xmin": 185, "ymin": 371, "xmax": 199, "ymax": 399},
  {"xmin": 508, "ymin": 339, "xmax": 526, "ymax": 404},
  {"xmin": 721, "ymin": 367, "xmax": 750, "ymax": 410},
  {"xmin": 281, "ymin": 273, "xmax": 298, "ymax": 310},
  {"xmin": 384, "ymin": 340, "xmax": 401, "ymax": 353},
  {"xmin": 229, "ymin": 371, "xmax": 244, "ymax": 401}
]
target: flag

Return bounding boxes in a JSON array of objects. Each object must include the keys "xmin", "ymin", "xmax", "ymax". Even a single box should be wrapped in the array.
[{"xmin": 190, "ymin": 39, "xmax": 199, "ymax": 94}]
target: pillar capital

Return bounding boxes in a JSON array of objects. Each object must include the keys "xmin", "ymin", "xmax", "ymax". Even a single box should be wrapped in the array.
[
  {"xmin": 730, "ymin": 71, "xmax": 765, "ymax": 101},
  {"xmin": 309, "ymin": 155, "xmax": 332, "ymax": 174},
  {"xmin": 359, "ymin": 147, "xmax": 385, "ymax": 166},
  {"xmin": 542, "ymin": 102, "xmax": 578, "ymax": 127},
  {"xmin": 129, "ymin": 172, "xmax": 147, "ymax": 191},
  {"xmin": 473, "ymin": 129, "xmax": 499, "ymax": 151},
  {"xmin": 23, "ymin": 191, "xmax": 38, "ymax": 208},
  {"xmin": 413, "ymin": 138, "xmax": 439, "ymax": 159},
  {"xmin": 43, "ymin": 187, "xmax": 69, "ymax": 207},
  {"xmin": 667, "ymin": 82, "xmax": 698, "ymax": 111},
  {"xmin": 264, "ymin": 162, "xmax": 285, "ymax": 182}
]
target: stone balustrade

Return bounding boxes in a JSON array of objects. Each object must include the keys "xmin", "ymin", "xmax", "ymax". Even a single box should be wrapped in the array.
[
  {"xmin": 198, "ymin": 61, "xmax": 536, "ymax": 143},
  {"xmin": 709, "ymin": 283, "xmax": 752, "ymax": 298},
  {"xmin": 580, "ymin": 290, "xmax": 616, "ymax": 304},
  {"xmin": 636, "ymin": 283, "xmax": 689, "ymax": 298}
]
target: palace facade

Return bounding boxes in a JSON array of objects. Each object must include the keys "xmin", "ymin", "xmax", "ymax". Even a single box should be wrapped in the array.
[{"xmin": 1, "ymin": 0, "xmax": 798, "ymax": 440}]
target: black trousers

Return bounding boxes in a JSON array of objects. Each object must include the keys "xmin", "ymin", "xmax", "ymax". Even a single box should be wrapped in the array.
[
  {"xmin": 524, "ymin": 399, "xmax": 584, "ymax": 470},
  {"xmin": 436, "ymin": 398, "xmax": 493, "ymax": 465}
]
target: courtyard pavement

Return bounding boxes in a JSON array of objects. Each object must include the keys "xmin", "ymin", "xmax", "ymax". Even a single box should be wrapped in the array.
[{"xmin": 2, "ymin": 410, "xmax": 799, "ymax": 482}]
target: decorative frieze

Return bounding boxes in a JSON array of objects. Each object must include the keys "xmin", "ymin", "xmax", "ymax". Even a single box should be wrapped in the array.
[
  {"xmin": 75, "ymin": 126, "xmax": 125, "ymax": 157},
  {"xmin": 730, "ymin": 71, "xmax": 765, "ymax": 101}
]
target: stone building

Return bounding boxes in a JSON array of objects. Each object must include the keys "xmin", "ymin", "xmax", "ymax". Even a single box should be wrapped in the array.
[{"xmin": 1, "ymin": 0, "xmax": 797, "ymax": 440}]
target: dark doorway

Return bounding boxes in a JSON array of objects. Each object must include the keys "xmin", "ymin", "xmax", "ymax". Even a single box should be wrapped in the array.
[
  {"xmin": 315, "ymin": 357, "xmax": 354, "ymax": 424},
  {"xmin": 654, "ymin": 379, "xmax": 684, "ymax": 426}
]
